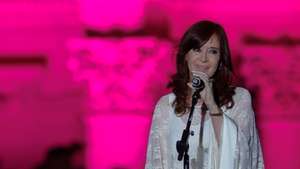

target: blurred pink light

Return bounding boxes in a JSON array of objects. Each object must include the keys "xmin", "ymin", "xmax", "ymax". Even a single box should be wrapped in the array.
[
  {"xmin": 79, "ymin": 0, "xmax": 147, "ymax": 31},
  {"xmin": 87, "ymin": 114, "xmax": 150, "ymax": 169},
  {"xmin": 67, "ymin": 38, "xmax": 173, "ymax": 113},
  {"xmin": 261, "ymin": 122, "xmax": 300, "ymax": 169}
]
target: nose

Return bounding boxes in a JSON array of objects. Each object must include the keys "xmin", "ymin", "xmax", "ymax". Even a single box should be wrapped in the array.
[{"xmin": 199, "ymin": 51, "xmax": 208, "ymax": 62}]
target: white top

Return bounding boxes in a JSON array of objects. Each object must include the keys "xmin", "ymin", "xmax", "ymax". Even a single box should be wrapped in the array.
[{"xmin": 145, "ymin": 87, "xmax": 264, "ymax": 169}]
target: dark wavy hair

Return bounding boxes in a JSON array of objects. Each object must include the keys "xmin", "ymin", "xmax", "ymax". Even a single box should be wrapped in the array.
[{"xmin": 167, "ymin": 20, "xmax": 236, "ymax": 115}]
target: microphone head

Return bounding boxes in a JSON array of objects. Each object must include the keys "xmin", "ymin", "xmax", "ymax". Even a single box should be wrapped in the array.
[{"xmin": 192, "ymin": 75, "xmax": 205, "ymax": 90}]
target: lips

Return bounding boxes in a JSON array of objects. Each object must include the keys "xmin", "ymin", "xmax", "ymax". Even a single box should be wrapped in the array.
[{"xmin": 193, "ymin": 65, "xmax": 209, "ymax": 73}]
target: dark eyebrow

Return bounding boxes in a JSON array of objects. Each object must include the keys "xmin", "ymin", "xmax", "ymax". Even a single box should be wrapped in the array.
[{"xmin": 209, "ymin": 47, "xmax": 220, "ymax": 50}]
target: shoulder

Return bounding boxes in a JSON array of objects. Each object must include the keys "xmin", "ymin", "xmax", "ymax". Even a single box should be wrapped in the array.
[
  {"xmin": 151, "ymin": 93, "xmax": 175, "ymax": 127},
  {"xmin": 233, "ymin": 86, "xmax": 252, "ymax": 105},
  {"xmin": 152, "ymin": 93, "xmax": 175, "ymax": 117},
  {"xmin": 229, "ymin": 87, "xmax": 256, "ymax": 124},
  {"xmin": 155, "ymin": 92, "xmax": 175, "ymax": 109}
]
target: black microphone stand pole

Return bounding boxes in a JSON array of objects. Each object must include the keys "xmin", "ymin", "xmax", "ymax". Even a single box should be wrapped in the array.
[{"xmin": 176, "ymin": 88, "xmax": 201, "ymax": 169}]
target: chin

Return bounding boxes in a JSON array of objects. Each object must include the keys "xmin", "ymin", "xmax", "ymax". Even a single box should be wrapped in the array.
[
  {"xmin": 207, "ymin": 72, "xmax": 215, "ymax": 78},
  {"xmin": 205, "ymin": 70, "xmax": 212, "ymax": 76}
]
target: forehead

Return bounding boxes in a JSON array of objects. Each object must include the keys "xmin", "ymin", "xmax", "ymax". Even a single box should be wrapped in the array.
[{"xmin": 202, "ymin": 34, "xmax": 220, "ymax": 48}]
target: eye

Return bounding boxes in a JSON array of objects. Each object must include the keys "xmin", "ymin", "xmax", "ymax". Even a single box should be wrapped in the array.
[
  {"xmin": 193, "ymin": 48, "xmax": 201, "ymax": 53},
  {"xmin": 208, "ymin": 48, "xmax": 219, "ymax": 55}
]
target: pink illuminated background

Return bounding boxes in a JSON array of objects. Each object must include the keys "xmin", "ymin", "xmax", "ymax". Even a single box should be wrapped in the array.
[{"xmin": 0, "ymin": 0, "xmax": 300, "ymax": 169}]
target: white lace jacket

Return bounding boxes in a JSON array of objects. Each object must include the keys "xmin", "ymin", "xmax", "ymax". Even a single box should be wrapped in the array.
[{"xmin": 145, "ymin": 87, "xmax": 264, "ymax": 169}]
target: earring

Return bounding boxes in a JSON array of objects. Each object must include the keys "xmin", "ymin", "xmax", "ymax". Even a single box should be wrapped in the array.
[{"xmin": 218, "ymin": 62, "xmax": 223, "ymax": 70}]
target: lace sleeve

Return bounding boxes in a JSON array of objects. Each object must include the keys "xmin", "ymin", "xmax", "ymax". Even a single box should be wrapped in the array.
[
  {"xmin": 247, "ymin": 93, "xmax": 264, "ymax": 169},
  {"xmin": 250, "ymin": 117, "xmax": 264, "ymax": 169},
  {"xmin": 145, "ymin": 96, "xmax": 169, "ymax": 169},
  {"xmin": 235, "ymin": 88, "xmax": 265, "ymax": 169}
]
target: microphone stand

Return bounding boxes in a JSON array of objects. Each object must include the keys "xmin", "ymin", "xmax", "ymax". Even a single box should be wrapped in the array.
[{"xmin": 176, "ymin": 88, "xmax": 202, "ymax": 169}]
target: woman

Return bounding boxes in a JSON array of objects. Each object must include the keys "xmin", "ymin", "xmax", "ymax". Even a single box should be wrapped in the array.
[{"xmin": 145, "ymin": 20, "xmax": 264, "ymax": 169}]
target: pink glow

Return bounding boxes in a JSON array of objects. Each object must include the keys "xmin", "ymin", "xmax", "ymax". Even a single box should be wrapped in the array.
[
  {"xmin": 67, "ymin": 38, "xmax": 174, "ymax": 113},
  {"xmin": 79, "ymin": 0, "xmax": 147, "ymax": 31},
  {"xmin": 87, "ymin": 114, "xmax": 150, "ymax": 169},
  {"xmin": 260, "ymin": 122, "xmax": 300, "ymax": 168}
]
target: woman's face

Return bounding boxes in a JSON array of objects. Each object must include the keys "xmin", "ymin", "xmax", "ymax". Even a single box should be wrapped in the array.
[{"xmin": 185, "ymin": 33, "xmax": 221, "ymax": 78}]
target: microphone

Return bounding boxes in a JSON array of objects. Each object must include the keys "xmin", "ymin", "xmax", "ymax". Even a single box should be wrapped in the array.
[
  {"xmin": 192, "ymin": 74, "xmax": 208, "ymax": 113},
  {"xmin": 191, "ymin": 74, "xmax": 205, "ymax": 91}
]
